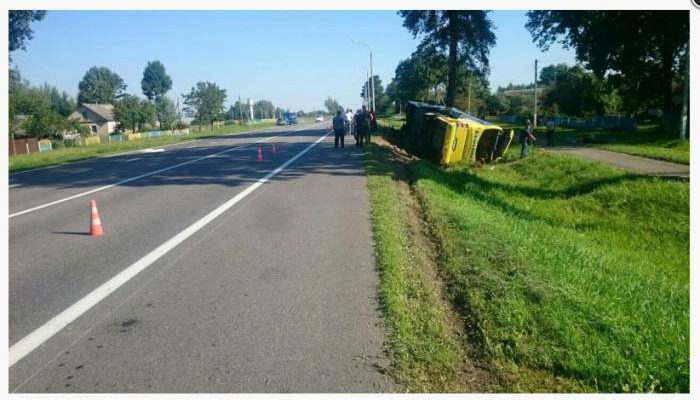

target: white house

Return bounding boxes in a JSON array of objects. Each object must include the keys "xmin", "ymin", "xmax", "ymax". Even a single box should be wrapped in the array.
[{"xmin": 68, "ymin": 103, "xmax": 117, "ymax": 135}]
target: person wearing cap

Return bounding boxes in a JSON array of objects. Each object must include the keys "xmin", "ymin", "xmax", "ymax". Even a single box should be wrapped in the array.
[
  {"xmin": 520, "ymin": 118, "xmax": 536, "ymax": 158},
  {"xmin": 332, "ymin": 110, "xmax": 346, "ymax": 148}
]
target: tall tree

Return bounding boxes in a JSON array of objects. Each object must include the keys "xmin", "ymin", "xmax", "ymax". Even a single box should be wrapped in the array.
[
  {"xmin": 182, "ymin": 82, "xmax": 227, "ymax": 132},
  {"xmin": 399, "ymin": 10, "xmax": 496, "ymax": 107},
  {"xmin": 387, "ymin": 49, "xmax": 447, "ymax": 109},
  {"xmin": 225, "ymin": 102, "xmax": 243, "ymax": 121},
  {"xmin": 538, "ymin": 63, "xmax": 570, "ymax": 86},
  {"xmin": 9, "ymin": 10, "xmax": 46, "ymax": 57},
  {"xmin": 485, "ymin": 93, "xmax": 510, "ymax": 117},
  {"xmin": 155, "ymin": 96, "xmax": 177, "ymax": 130},
  {"xmin": 38, "ymin": 83, "xmax": 76, "ymax": 117},
  {"xmin": 114, "ymin": 95, "xmax": 155, "ymax": 132},
  {"xmin": 141, "ymin": 60, "xmax": 173, "ymax": 101},
  {"xmin": 9, "ymin": 74, "xmax": 81, "ymax": 140},
  {"xmin": 253, "ymin": 100, "xmax": 275, "ymax": 119},
  {"xmin": 324, "ymin": 97, "xmax": 343, "ymax": 115},
  {"xmin": 541, "ymin": 65, "xmax": 616, "ymax": 116},
  {"xmin": 453, "ymin": 71, "xmax": 491, "ymax": 116},
  {"xmin": 361, "ymin": 75, "xmax": 389, "ymax": 114},
  {"xmin": 526, "ymin": 11, "xmax": 689, "ymax": 118},
  {"xmin": 77, "ymin": 66, "xmax": 127, "ymax": 105}
]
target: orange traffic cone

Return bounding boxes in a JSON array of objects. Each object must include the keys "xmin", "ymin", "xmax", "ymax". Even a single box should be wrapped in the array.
[
  {"xmin": 257, "ymin": 145, "xmax": 263, "ymax": 162},
  {"xmin": 89, "ymin": 199, "xmax": 104, "ymax": 236},
  {"xmin": 271, "ymin": 143, "xmax": 277, "ymax": 155}
]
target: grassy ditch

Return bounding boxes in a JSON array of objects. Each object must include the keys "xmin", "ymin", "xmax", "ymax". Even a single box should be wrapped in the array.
[
  {"xmin": 365, "ymin": 142, "xmax": 469, "ymax": 392},
  {"xmin": 9, "ymin": 122, "xmax": 277, "ymax": 173},
  {"xmin": 367, "ymin": 128, "xmax": 689, "ymax": 392}
]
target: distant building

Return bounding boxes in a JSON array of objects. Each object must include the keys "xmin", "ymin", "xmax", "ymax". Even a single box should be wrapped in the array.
[{"xmin": 68, "ymin": 103, "xmax": 116, "ymax": 135}]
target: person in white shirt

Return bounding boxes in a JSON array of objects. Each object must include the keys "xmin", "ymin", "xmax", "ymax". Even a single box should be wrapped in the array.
[{"xmin": 345, "ymin": 108, "xmax": 354, "ymax": 140}]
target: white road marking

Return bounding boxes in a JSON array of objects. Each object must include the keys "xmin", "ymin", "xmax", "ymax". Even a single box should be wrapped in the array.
[
  {"xmin": 7, "ymin": 124, "xmax": 295, "ymax": 176},
  {"xmin": 8, "ymin": 130, "xmax": 332, "ymax": 367},
  {"xmin": 139, "ymin": 148, "xmax": 165, "ymax": 153},
  {"xmin": 9, "ymin": 183, "xmax": 20, "ymax": 189},
  {"xmin": 123, "ymin": 158, "xmax": 139, "ymax": 162},
  {"xmin": 8, "ymin": 134, "xmax": 285, "ymax": 219}
]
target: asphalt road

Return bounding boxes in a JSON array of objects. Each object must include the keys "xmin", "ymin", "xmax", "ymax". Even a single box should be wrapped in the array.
[{"xmin": 8, "ymin": 122, "xmax": 394, "ymax": 392}]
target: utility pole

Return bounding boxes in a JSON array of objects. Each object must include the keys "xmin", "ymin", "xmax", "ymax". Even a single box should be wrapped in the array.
[
  {"xmin": 680, "ymin": 44, "xmax": 689, "ymax": 140},
  {"xmin": 176, "ymin": 99, "xmax": 182, "ymax": 130},
  {"xmin": 238, "ymin": 96, "xmax": 243, "ymax": 123},
  {"xmin": 366, "ymin": 70, "xmax": 370, "ymax": 110},
  {"xmin": 352, "ymin": 39, "xmax": 375, "ymax": 112},
  {"xmin": 370, "ymin": 51, "xmax": 375, "ymax": 112},
  {"xmin": 534, "ymin": 59, "xmax": 538, "ymax": 128}
]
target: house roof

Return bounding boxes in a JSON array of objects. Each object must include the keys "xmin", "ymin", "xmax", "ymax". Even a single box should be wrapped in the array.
[
  {"xmin": 83, "ymin": 103, "xmax": 114, "ymax": 121},
  {"xmin": 69, "ymin": 103, "xmax": 114, "ymax": 123}
]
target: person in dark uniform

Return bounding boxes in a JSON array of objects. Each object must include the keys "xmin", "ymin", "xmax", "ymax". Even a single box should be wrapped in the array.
[
  {"xmin": 354, "ymin": 105, "xmax": 370, "ymax": 147},
  {"xmin": 332, "ymin": 110, "xmax": 346, "ymax": 148}
]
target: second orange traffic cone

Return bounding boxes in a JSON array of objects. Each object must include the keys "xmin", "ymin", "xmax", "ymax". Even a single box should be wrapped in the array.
[
  {"xmin": 256, "ymin": 145, "xmax": 263, "ymax": 162},
  {"xmin": 89, "ymin": 199, "xmax": 104, "ymax": 237}
]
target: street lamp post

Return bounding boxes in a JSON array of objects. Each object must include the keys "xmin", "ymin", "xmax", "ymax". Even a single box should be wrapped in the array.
[
  {"xmin": 352, "ymin": 39, "xmax": 375, "ymax": 112},
  {"xmin": 366, "ymin": 70, "xmax": 370, "ymax": 110}
]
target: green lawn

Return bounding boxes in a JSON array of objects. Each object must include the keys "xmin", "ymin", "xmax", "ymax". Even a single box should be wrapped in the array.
[
  {"xmin": 368, "ymin": 124, "xmax": 689, "ymax": 392},
  {"xmin": 594, "ymin": 139, "xmax": 690, "ymax": 164},
  {"xmin": 9, "ymin": 122, "xmax": 277, "ymax": 173},
  {"xmin": 410, "ymin": 152, "xmax": 689, "ymax": 392},
  {"xmin": 492, "ymin": 121, "xmax": 690, "ymax": 165}
]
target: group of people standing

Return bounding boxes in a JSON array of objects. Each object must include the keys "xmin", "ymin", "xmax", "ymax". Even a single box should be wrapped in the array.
[{"xmin": 331, "ymin": 105, "xmax": 376, "ymax": 148}]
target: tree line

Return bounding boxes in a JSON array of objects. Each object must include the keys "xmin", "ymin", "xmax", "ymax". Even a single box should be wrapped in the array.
[
  {"xmin": 381, "ymin": 10, "xmax": 688, "ymax": 134},
  {"xmin": 8, "ymin": 11, "xmax": 286, "ymax": 139},
  {"xmin": 10, "ymin": 60, "xmax": 287, "ymax": 139}
]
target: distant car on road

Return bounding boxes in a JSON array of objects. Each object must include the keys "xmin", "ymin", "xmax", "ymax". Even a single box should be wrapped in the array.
[
  {"xmin": 285, "ymin": 113, "xmax": 298, "ymax": 125},
  {"xmin": 276, "ymin": 117, "xmax": 288, "ymax": 126},
  {"xmin": 315, "ymin": 115, "xmax": 324, "ymax": 122}
]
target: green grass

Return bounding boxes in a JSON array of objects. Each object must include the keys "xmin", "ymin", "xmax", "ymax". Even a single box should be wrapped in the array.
[
  {"xmin": 409, "ymin": 152, "xmax": 689, "ymax": 392},
  {"xmin": 378, "ymin": 116, "xmax": 406, "ymax": 130},
  {"xmin": 594, "ymin": 139, "xmax": 690, "ymax": 165},
  {"xmin": 364, "ymin": 144, "xmax": 465, "ymax": 392},
  {"xmin": 492, "ymin": 121, "xmax": 690, "ymax": 165},
  {"xmin": 9, "ymin": 122, "xmax": 277, "ymax": 173}
]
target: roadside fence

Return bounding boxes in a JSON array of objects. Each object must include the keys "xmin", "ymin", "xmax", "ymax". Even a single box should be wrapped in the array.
[{"xmin": 10, "ymin": 128, "xmax": 192, "ymax": 156}]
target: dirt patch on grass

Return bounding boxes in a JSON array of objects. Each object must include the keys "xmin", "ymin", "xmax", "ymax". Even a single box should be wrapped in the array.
[{"xmin": 372, "ymin": 136, "xmax": 502, "ymax": 392}]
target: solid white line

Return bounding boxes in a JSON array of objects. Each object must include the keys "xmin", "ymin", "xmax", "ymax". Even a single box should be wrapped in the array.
[
  {"xmin": 9, "ymin": 184, "xmax": 21, "ymax": 189},
  {"xmin": 8, "ymin": 134, "xmax": 284, "ymax": 219},
  {"xmin": 8, "ymin": 130, "xmax": 331, "ymax": 367}
]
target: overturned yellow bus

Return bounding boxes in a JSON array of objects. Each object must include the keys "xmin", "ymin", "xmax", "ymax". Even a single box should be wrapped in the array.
[{"xmin": 405, "ymin": 101, "xmax": 514, "ymax": 166}]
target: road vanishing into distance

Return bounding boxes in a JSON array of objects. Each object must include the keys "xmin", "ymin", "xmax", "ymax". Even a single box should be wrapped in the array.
[{"xmin": 8, "ymin": 122, "xmax": 394, "ymax": 392}]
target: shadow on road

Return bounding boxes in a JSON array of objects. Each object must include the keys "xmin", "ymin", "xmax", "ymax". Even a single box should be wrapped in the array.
[{"xmin": 9, "ymin": 128, "xmax": 368, "ymax": 194}]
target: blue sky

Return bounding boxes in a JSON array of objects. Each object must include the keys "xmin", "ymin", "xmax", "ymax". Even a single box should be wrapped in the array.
[{"xmin": 11, "ymin": 10, "xmax": 576, "ymax": 111}]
